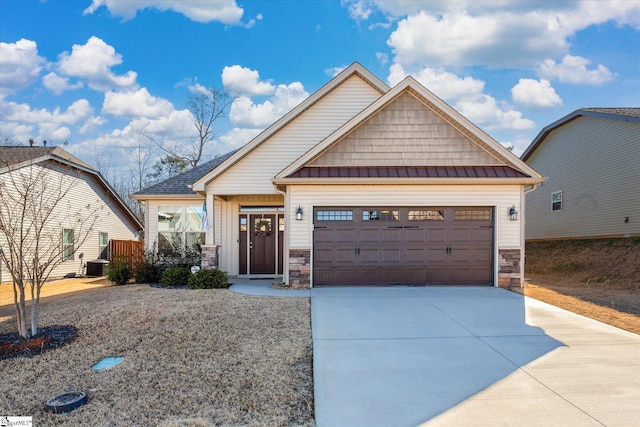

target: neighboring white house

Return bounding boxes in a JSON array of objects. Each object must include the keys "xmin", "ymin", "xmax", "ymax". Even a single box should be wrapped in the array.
[
  {"xmin": 0, "ymin": 146, "xmax": 143, "ymax": 283},
  {"xmin": 134, "ymin": 63, "xmax": 544, "ymax": 288},
  {"xmin": 522, "ymin": 108, "xmax": 640, "ymax": 241}
]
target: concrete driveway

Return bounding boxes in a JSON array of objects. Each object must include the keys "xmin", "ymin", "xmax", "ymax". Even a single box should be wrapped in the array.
[{"xmin": 311, "ymin": 286, "xmax": 640, "ymax": 427}]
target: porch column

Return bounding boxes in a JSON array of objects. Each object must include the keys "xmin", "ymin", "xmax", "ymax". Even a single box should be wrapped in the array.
[
  {"xmin": 205, "ymin": 193, "xmax": 215, "ymax": 245},
  {"xmin": 201, "ymin": 194, "xmax": 219, "ymax": 270}
]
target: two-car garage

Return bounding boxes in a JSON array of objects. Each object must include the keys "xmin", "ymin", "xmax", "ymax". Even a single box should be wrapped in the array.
[{"xmin": 313, "ymin": 207, "xmax": 494, "ymax": 286}]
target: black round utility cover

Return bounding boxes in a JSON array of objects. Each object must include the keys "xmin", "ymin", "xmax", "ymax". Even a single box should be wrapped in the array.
[{"xmin": 45, "ymin": 391, "xmax": 87, "ymax": 413}]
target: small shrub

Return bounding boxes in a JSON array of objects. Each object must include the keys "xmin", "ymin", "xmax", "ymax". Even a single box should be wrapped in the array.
[
  {"xmin": 187, "ymin": 269, "xmax": 229, "ymax": 289},
  {"xmin": 107, "ymin": 258, "xmax": 132, "ymax": 286},
  {"xmin": 133, "ymin": 254, "xmax": 165, "ymax": 284},
  {"xmin": 160, "ymin": 266, "xmax": 191, "ymax": 287}
]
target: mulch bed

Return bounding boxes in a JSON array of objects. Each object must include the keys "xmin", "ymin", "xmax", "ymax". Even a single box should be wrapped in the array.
[{"xmin": 0, "ymin": 325, "xmax": 77, "ymax": 361}]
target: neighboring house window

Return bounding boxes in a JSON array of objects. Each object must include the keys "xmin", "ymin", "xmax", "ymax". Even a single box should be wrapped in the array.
[
  {"xmin": 62, "ymin": 228, "xmax": 74, "ymax": 261},
  {"xmin": 158, "ymin": 205, "xmax": 205, "ymax": 255},
  {"xmin": 552, "ymin": 191, "xmax": 563, "ymax": 211},
  {"xmin": 99, "ymin": 232, "xmax": 109, "ymax": 260}
]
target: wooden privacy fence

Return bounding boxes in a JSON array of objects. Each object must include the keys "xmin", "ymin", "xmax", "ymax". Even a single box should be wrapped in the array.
[{"xmin": 110, "ymin": 239, "xmax": 144, "ymax": 267}]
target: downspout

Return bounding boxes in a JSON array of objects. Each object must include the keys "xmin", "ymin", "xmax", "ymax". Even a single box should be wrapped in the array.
[{"xmin": 521, "ymin": 184, "xmax": 541, "ymax": 286}]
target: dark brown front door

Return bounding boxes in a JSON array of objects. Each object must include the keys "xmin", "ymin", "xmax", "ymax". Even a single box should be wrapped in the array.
[
  {"xmin": 249, "ymin": 214, "xmax": 276, "ymax": 274},
  {"xmin": 313, "ymin": 207, "xmax": 493, "ymax": 286}
]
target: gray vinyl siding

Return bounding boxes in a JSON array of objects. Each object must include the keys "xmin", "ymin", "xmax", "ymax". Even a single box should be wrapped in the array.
[{"xmin": 525, "ymin": 116, "xmax": 640, "ymax": 240}]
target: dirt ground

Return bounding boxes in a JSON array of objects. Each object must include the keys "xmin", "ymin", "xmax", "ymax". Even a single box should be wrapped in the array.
[{"xmin": 522, "ymin": 238, "xmax": 640, "ymax": 335}]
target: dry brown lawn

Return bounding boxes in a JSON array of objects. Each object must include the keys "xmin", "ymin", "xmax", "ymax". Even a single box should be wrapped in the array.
[
  {"xmin": 0, "ymin": 284, "xmax": 313, "ymax": 426},
  {"xmin": 521, "ymin": 238, "xmax": 640, "ymax": 335}
]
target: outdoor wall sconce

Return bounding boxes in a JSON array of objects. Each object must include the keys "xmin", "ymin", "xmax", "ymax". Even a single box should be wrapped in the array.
[
  {"xmin": 509, "ymin": 205, "xmax": 518, "ymax": 221},
  {"xmin": 296, "ymin": 205, "xmax": 303, "ymax": 221}
]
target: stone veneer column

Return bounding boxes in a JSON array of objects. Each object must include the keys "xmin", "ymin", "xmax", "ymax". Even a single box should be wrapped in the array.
[
  {"xmin": 288, "ymin": 248, "xmax": 311, "ymax": 289},
  {"xmin": 498, "ymin": 248, "xmax": 521, "ymax": 288},
  {"xmin": 200, "ymin": 245, "xmax": 220, "ymax": 269}
]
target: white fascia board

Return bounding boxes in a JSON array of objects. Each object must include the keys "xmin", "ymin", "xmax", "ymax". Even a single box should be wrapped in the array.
[
  {"xmin": 191, "ymin": 62, "xmax": 390, "ymax": 193},
  {"xmin": 277, "ymin": 76, "xmax": 544, "ymax": 180}
]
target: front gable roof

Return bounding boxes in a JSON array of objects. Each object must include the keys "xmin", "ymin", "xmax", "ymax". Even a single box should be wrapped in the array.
[
  {"xmin": 0, "ymin": 146, "xmax": 143, "ymax": 230},
  {"xmin": 191, "ymin": 63, "xmax": 389, "ymax": 193},
  {"xmin": 522, "ymin": 108, "xmax": 640, "ymax": 161},
  {"xmin": 0, "ymin": 146, "xmax": 93, "ymax": 173},
  {"xmin": 275, "ymin": 76, "xmax": 543, "ymax": 184}
]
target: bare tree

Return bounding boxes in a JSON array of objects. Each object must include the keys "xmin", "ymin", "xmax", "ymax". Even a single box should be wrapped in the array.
[
  {"xmin": 146, "ymin": 87, "xmax": 231, "ymax": 169},
  {"xmin": 0, "ymin": 155, "xmax": 104, "ymax": 338},
  {"xmin": 93, "ymin": 138, "xmax": 154, "ymax": 220}
]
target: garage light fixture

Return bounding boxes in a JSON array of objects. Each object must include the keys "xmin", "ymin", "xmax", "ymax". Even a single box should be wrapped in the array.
[
  {"xmin": 509, "ymin": 205, "xmax": 518, "ymax": 221},
  {"xmin": 296, "ymin": 205, "xmax": 303, "ymax": 221}
]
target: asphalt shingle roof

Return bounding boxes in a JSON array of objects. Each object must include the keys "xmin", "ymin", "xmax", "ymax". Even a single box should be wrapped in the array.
[
  {"xmin": 0, "ymin": 146, "xmax": 94, "ymax": 171},
  {"xmin": 133, "ymin": 150, "xmax": 238, "ymax": 196},
  {"xmin": 581, "ymin": 108, "xmax": 640, "ymax": 119}
]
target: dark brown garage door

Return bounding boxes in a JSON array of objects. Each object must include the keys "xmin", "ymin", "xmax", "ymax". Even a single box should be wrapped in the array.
[{"xmin": 313, "ymin": 207, "xmax": 493, "ymax": 286}]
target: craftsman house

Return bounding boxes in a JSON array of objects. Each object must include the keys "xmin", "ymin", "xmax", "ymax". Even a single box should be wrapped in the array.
[
  {"xmin": 133, "ymin": 63, "xmax": 544, "ymax": 288},
  {"xmin": 522, "ymin": 108, "xmax": 640, "ymax": 241}
]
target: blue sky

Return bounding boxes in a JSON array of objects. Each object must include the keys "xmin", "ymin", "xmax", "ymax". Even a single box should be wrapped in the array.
[{"xmin": 1, "ymin": 0, "xmax": 639, "ymax": 177}]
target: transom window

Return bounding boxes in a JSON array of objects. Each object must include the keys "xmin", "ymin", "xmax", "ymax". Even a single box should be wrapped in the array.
[
  {"xmin": 363, "ymin": 210, "xmax": 399, "ymax": 221},
  {"xmin": 409, "ymin": 210, "xmax": 445, "ymax": 221},
  {"xmin": 316, "ymin": 210, "xmax": 353, "ymax": 221},
  {"xmin": 454, "ymin": 209, "xmax": 491, "ymax": 221}
]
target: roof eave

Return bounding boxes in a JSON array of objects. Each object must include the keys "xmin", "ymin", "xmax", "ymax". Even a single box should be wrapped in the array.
[
  {"xmin": 131, "ymin": 193, "xmax": 203, "ymax": 201},
  {"xmin": 521, "ymin": 108, "xmax": 640, "ymax": 161},
  {"xmin": 272, "ymin": 177, "xmax": 548, "ymax": 186},
  {"xmin": 2, "ymin": 152, "xmax": 143, "ymax": 231},
  {"xmin": 276, "ymin": 76, "xmax": 543, "ymax": 180},
  {"xmin": 191, "ymin": 62, "xmax": 390, "ymax": 192}
]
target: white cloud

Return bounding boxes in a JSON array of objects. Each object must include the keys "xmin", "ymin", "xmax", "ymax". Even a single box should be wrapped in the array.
[
  {"xmin": 344, "ymin": 0, "xmax": 373, "ymax": 21},
  {"xmin": 222, "ymin": 65, "xmax": 275, "ymax": 96},
  {"xmin": 538, "ymin": 55, "xmax": 615, "ymax": 85},
  {"xmin": 384, "ymin": 1, "xmax": 640, "ymax": 69},
  {"xmin": 229, "ymin": 82, "xmax": 308, "ymax": 128},
  {"xmin": 102, "ymin": 88, "xmax": 175, "ymax": 118},
  {"xmin": 376, "ymin": 52, "xmax": 389, "ymax": 65},
  {"xmin": 324, "ymin": 66, "xmax": 347, "ymax": 78},
  {"xmin": 0, "ymin": 98, "xmax": 94, "ymax": 143},
  {"xmin": 388, "ymin": 63, "xmax": 484, "ymax": 102},
  {"xmin": 42, "ymin": 72, "xmax": 84, "ymax": 95},
  {"xmin": 511, "ymin": 78, "xmax": 562, "ymax": 107},
  {"xmin": 125, "ymin": 109, "xmax": 194, "ymax": 138},
  {"xmin": 387, "ymin": 63, "xmax": 535, "ymax": 132},
  {"xmin": 79, "ymin": 116, "xmax": 107, "ymax": 134},
  {"xmin": 57, "ymin": 36, "xmax": 138, "ymax": 92},
  {"xmin": 0, "ymin": 39, "xmax": 45, "ymax": 94},
  {"xmin": 219, "ymin": 127, "xmax": 263, "ymax": 150},
  {"xmin": 388, "ymin": 10, "xmax": 567, "ymax": 69},
  {"xmin": 456, "ymin": 95, "xmax": 536, "ymax": 131},
  {"xmin": 83, "ymin": 0, "xmax": 246, "ymax": 25}
]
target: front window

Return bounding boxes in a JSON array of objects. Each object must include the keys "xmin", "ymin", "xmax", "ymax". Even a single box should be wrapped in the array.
[
  {"xmin": 158, "ymin": 205, "xmax": 205, "ymax": 257},
  {"xmin": 62, "ymin": 228, "xmax": 74, "ymax": 261}
]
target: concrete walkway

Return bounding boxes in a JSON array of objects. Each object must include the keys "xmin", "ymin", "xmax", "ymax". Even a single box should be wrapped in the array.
[
  {"xmin": 229, "ymin": 278, "xmax": 311, "ymax": 298},
  {"xmin": 311, "ymin": 286, "xmax": 640, "ymax": 427}
]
